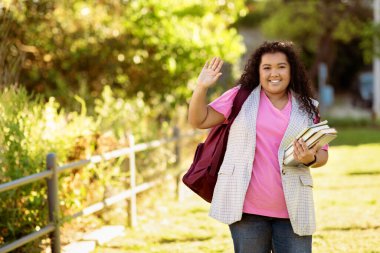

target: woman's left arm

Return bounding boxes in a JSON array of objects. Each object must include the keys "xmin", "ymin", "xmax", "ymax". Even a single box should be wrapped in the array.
[
  {"xmin": 293, "ymin": 139, "xmax": 329, "ymax": 168},
  {"xmin": 310, "ymin": 149, "xmax": 328, "ymax": 168}
]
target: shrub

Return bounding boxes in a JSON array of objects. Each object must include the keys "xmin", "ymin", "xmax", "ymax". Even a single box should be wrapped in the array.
[{"xmin": 0, "ymin": 85, "xmax": 181, "ymax": 252}]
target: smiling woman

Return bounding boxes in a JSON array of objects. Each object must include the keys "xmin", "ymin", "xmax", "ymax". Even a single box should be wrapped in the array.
[{"xmin": 187, "ymin": 41, "xmax": 329, "ymax": 253}]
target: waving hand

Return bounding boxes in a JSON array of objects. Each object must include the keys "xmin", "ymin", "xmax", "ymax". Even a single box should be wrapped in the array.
[{"xmin": 197, "ymin": 57, "xmax": 224, "ymax": 88}]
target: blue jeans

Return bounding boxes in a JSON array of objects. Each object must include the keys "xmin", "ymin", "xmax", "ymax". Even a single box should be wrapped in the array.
[{"xmin": 229, "ymin": 213, "xmax": 312, "ymax": 253}]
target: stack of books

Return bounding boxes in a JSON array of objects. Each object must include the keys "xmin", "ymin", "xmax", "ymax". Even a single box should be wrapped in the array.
[{"xmin": 283, "ymin": 120, "xmax": 337, "ymax": 166}]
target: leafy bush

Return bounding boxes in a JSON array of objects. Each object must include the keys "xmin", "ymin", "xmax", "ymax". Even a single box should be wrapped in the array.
[
  {"xmin": 3, "ymin": 0, "xmax": 245, "ymax": 107},
  {"xmin": 0, "ymin": 85, "xmax": 179, "ymax": 252}
]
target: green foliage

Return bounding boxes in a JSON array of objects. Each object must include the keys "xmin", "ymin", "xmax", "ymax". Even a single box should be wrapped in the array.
[
  {"xmin": 245, "ymin": 0, "xmax": 374, "ymax": 91},
  {"xmin": 1, "ymin": 87, "xmax": 70, "ymax": 182},
  {"xmin": 360, "ymin": 22, "xmax": 380, "ymax": 64},
  {"xmin": 94, "ymin": 85, "xmax": 167, "ymax": 142},
  {"xmin": 93, "ymin": 85, "xmax": 180, "ymax": 185},
  {"xmin": 233, "ymin": 1, "xmax": 265, "ymax": 28},
  {"xmin": 259, "ymin": 0, "xmax": 372, "ymax": 54},
  {"xmin": 2, "ymin": 0, "xmax": 246, "ymax": 107},
  {"xmin": 0, "ymin": 85, "xmax": 179, "ymax": 251},
  {"xmin": 0, "ymin": 86, "xmax": 97, "ymax": 251}
]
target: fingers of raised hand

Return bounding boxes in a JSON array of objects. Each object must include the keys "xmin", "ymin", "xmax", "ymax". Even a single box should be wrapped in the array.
[
  {"xmin": 204, "ymin": 60, "xmax": 210, "ymax": 69},
  {"xmin": 204, "ymin": 57, "xmax": 223, "ymax": 71},
  {"xmin": 214, "ymin": 59, "xmax": 223, "ymax": 72},
  {"xmin": 210, "ymin": 57, "xmax": 218, "ymax": 69},
  {"xmin": 204, "ymin": 58, "xmax": 214, "ymax": 69}
]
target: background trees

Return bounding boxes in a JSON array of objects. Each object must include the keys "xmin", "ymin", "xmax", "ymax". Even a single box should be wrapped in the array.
[
  {"xmin": 1, "ymin": 0, "xmax": 246, "ymax": 108},
  {"xmin": 2, "ymin": 0, "xmax": 378, "ymax": 106},
  {"xmin": 242, "ymin": 0, "xmax": 376, "ymax": 95}
]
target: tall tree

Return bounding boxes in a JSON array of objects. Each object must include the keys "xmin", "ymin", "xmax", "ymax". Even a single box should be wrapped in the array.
[
  {"xmin": 2, "ymin": 0, "xmax": 246, "ymax": 105},
  {"xmin": 249, "ymin": 0, "xmax": 374, "ymax": 92}
]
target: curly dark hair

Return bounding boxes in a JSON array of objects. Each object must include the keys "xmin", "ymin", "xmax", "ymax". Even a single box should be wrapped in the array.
[{"xmin": 238, "ymin": 41, "xmax": 319, "ymax": 120}]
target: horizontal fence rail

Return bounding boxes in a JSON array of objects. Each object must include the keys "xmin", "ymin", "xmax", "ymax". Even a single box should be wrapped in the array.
[
  {"xmin": 0, "ymin": 170, "xmax": 53, "ymax": 194},
  {"xmin": 0, "ymin": 129, "xmax": 205, "ymax": 253},
  {"xmin": 66, "ymin": 180, "xmax": 159, "ymax": 221},
  {"xmin": 0, "ymin": 225, "xmax": 55, "ymax": 253},
  {"xmin": 57, "ymin": 131, "xmax": 198, "ymax": 174}
]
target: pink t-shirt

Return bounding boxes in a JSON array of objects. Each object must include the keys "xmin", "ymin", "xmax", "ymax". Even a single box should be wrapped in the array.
[{"xmin": 209, "ymin": 86, "xmax": 327, "ymax": 218}]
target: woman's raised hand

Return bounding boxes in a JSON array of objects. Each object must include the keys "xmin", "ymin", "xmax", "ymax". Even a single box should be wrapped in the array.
[{"xmin": 197, "ymin": 57, "xmax": 224, "ymax": 89}]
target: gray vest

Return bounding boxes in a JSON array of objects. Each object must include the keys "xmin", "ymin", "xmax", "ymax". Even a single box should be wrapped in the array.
[{"xmin": 209, "ymin": 85, "xmax": 317, "ymax": 236}]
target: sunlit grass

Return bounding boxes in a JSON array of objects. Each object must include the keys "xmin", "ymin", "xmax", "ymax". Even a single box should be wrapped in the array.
[
  {"xmin": 311, "ymin": 144, "xmax": 380, "ymax": 253},
  {"xmin": 95, "ymin": 139, "xmax": 380, "ymax": 253}
]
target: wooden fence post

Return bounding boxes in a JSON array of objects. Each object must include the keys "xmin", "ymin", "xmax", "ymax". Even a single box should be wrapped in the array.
[
  {"xmin": 46, "ymin": 153, "xmax": 61, "ymax": 253},
  {"xmin": 173, "ymin": 126, "xmax": 181, "ymax": 166},
  {"xmin": 127, "ymin": 134, "xmax": 137, "ymax": 227},
  {"xmin": 173, "ymin": 126, "xmax": 184, "ymax": 201}
]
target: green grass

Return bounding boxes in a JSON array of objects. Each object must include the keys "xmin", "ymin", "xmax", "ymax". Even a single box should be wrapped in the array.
[
  {"xmin": 311, "ymin": 144, "xmax": 380, "ymax": 253},
  {"xmin": 331, "ymin": 127, "xmax": 380, "ymax": 146},
  {"xmin": 95, "ymin": 128, "xmax": 380, "ymax": 253}
]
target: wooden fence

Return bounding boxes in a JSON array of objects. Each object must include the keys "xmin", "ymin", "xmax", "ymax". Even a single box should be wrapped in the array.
[{"xmin": 0, "ymin": 128, "xmax": 203, "ymax": 253}]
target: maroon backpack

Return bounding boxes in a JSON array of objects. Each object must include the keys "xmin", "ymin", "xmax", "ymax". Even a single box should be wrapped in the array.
[{"xmin": 182, "ymin": 86, "xmax": 252, "ymax": 203}]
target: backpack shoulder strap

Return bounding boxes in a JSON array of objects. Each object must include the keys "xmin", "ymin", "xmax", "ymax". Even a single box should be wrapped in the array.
[{"xmin": 227, "ymin": 86, "xmax": 252, "ymax": 122}]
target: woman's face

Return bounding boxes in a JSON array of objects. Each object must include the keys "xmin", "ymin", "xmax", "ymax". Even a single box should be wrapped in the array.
[{"xmin": 259, "ymin": 52, "xmax": 291, "ymax": 97}]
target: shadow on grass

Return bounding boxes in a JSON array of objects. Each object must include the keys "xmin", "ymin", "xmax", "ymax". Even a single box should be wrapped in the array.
[
  {"xmin": 322, "ymin": 225, "xmax": 380, "ymax": 231},
  {"xmin": 159, "ymin": 235, "xmax": 212, "ymax": 244},
  {"xmin": 319, "ymin": 184, "xmax": 380, "ymax": 190},
  {"xmin": 348, "ymin": 171, "xmax": 380, "ymax": 176},
  {"xmin": 187, "ymin": 207, "xmax": 208, "ymax": 213}
]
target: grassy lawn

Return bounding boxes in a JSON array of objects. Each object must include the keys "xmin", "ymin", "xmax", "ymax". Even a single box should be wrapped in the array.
[
  {"xmin": 311, "ymin": 143, "xmax": 380, "ymax": 253},
  {"xmin": 332, "ymin": 127, "xmax": 380, "ymax": 146},
  {"xmin": 95, "ymin": 128, "xmax": 380, "ymax": 253}
]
